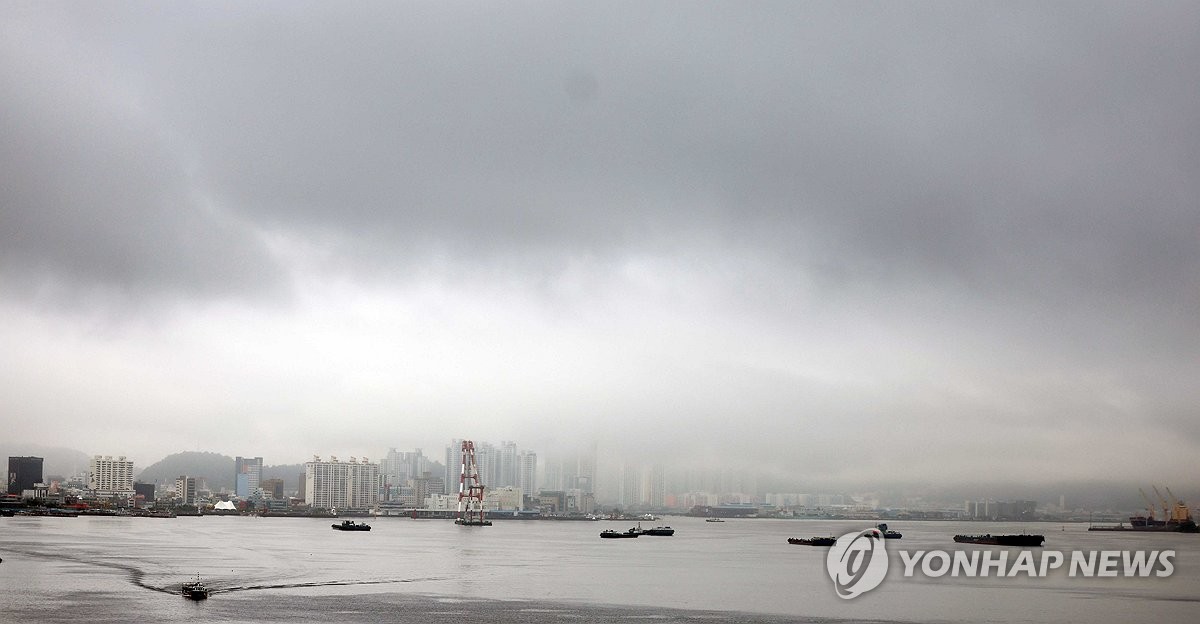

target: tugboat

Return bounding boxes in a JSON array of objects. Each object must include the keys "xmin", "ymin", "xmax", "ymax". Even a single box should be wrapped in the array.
[
  {"xmin": 788, "ymin": 536, "xmax": 837, "ymax": 546},
  {"xmin": 181, "ymin": 575, "xmax": 210, "ymax": 600},
  {"xmin": 953, "ymin": 533, "xmax": 1044, "ymax": 546},
  {"xmin": 331, "ymin": 520, "xmax": 372, "ymax": 531},
  {"xmin": 705, "ymin": 517, "xmax": 724, "ymax": 523},
  {"xmin": 877, "ymin": 523, "xmax": 902, "ymax": 539},
  {"xmin": 600, "ymin": 528, "xmax": 641, "ymax": 538}
]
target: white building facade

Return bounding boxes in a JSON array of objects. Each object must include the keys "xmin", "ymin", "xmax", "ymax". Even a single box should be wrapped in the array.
[
  {"xmin": 89, "ymin": 455, "xmax": 134, "ymax": 496},
  {"xmin": 304, "ymin": 456, "xmax": 380, "ymax": 510}
]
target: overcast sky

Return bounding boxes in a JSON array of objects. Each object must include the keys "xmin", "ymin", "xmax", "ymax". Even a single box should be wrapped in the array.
[{"xmin": 2, "ymin": 2, "xmax": 1197, "ymax": 490}]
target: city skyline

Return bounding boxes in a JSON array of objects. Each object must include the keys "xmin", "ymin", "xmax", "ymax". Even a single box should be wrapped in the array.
[
  {"xmin": 3, "ymin": 4, "xmax": 1199, "ymax": 493},
  {"xmin": 7, "ymin": 441, "xmax": 1196, "ymax": 514}
]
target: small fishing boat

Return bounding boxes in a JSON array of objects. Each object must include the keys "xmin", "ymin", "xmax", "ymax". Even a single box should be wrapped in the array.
[
  {"xmin": 331, "ymin": 520, "xmax": 372, "ymax": 531},
  {"xmin": 181, "ymin": 575, "xmax": 209, "ymax": 600}
]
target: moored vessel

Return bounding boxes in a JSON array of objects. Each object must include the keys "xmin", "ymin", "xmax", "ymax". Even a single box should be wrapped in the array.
[
  {"xmin": 877, "ymin": 523, "xmax": 902, "ymax": 539},
  {"xmin": 953, "ymin": 534, "xmax": 1044, "ymax": 546},
  {"xmin": 601, "ymin": 528, "xmax": 640, "ymax": 538},
  {"xmin": 788, "ymin": 536, "xmax": 837, "ymax": 546}
]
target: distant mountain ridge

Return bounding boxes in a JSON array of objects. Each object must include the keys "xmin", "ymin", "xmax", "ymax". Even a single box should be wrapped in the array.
[
  {"xmin": 136, "ymin": 451, "xmax": 237, "ymax": 490},
  {"xmin": 0, "ymin": 445, "xmax": 92, "ymax": 480},
  {"xmin": 136, "ymin": 451, "xmax": 304, "ymax": 495}
]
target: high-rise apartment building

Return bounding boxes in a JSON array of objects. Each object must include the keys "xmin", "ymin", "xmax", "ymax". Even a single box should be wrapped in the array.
[
  {"xmin": 497, "ymin": 441, "xmax": 518, "ymax": 489},
  {"xmin": 474, "ymin": 441, "xmax": 497, "ymax": 488},
  {"xmin": 646, "ymin": 464, "xmax": 667, "ymax": 508},
  {"xmin": 618, "ymin": 462, "xmax": 643, "ymax": 507},
  {"xmin": 8, "ymin": 456, "xmax": 44, "ymax": 495},
  {"xmin": 447, "ymin": 439, "xmax": 539, "ymax": 498},
  {"xmin": 444, "ymin": 440, "xmax": 463, "ymax": 493},
  {"xmin": 545, "ymin": 447, "xmax": 596, "ymax": 494},
  {"xmin": 411, "ymin": 472, "xmax": 445, "ymax": 508},
  {"xmin": 304, "ymin": 456, "xmax": 380, "ymax": 510},
  {"xmin": 235, "ymin": 456, "xmax": 263, "ymax": 498},
  {"xmin": 175, "ymin": 475, "xmax": 197, "ymax": 504},
  {"xmin": 381, "ymin": 448, "xmax": 408, "ymax": 494},
  {"xmin": 89, "ymin": 455, "xmax": 134, "ymax": 496},
  {"xmin": 517, "ymin": 451, "xmax": 537, "ymax": 499}
]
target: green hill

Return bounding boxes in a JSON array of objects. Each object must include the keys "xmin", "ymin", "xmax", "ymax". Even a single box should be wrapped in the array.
[
  {"xmin": 136, "ymin": 452, "xmax": 305, "ymax": 495},
  {"xmin": 136, "ymin": 451, "xmax": 237, "ymax": 491}
]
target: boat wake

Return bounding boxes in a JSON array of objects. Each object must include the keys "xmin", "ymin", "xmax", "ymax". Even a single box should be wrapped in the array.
[
  {"xmin": 215, "ymin": 576, "xmax": 448, "ymax": 594},
  {"xmin": 0, "ymin": 544, "xmax": 445, "ymax": 594}
]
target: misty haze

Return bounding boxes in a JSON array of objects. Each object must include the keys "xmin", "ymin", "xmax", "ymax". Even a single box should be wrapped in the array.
[{"xmin": 2, "ymin": 3, "xmax": 1198, "ymax": 623}]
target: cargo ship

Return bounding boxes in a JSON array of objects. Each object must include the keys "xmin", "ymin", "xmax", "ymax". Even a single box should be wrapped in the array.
[
  {"xmin": 1088, "ymin": 487, "xmax": 1198, "ymax": 533},
  {"xmin": 953, "ymin": 534, "xmax": 1044, "ymax": 546}
]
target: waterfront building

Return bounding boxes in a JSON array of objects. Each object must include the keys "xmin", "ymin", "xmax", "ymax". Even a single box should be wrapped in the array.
[
  {"xmin": 564, "ymin": 488, "xmax": 595, "ymax": 514},
  {"xmin": 304, "ymin": 456, "xmax": 380, "ymax": 510},
  {"xmin": 497, "ymin": 441, "xmax": 518, "ymax": 489},
  {"xmin": 544, "ymin": 447, "xmax": 597, "ymax": 494},
  {"xmin": 444, "ymin": 440, "xmax": 463, "ymax": 494},
  {"xmin": 133, "ymin": 482, "xmax": 155, "ymax": 507},
  {"xmin": 517, "ymin": 451, "xmax": 537, "ymax": 499},
  {"xmin": 382, "ymin": 448, "xmax": 437, "ymax": 499},
  {"xmin": 646, "ymin": 464, "xmax": 666, "ymax": 508},
  {"xmin": 235, "ymin": 456, "xmax": 264, "ymax": 498},
  {"xmin": 618, "ymin": 462, "xmax": 643, "ymax": 507},
  {"xmin": 411, "ymin": 472, "xmax": 444, "ymax": 508},
  {"xmin": 484, "ymin": 485, "xmax": 523, "ymax": 511},
  {"xmin": 175, "ymin": 476, "xmax": 197, "ymax": 505},
  {"xmin": 381, "ymin": 448, "xmax": 409, "ymax": 497},
  {"xmin": 89, "ymin": 455, "xmax": 134, "ymax": 496},
  {"xmin": 261, "ymin": 478, "xmax": 285, "ymax": 500},
  {"xmin": 474, "ymin": 441, "xmax": 497, "ymax": 489},
  {"xmin": 8, "ymin": 456, "xmax": 44, "ymax": 496},
  {"xmin": 447, "ymin": 439, "xmax": 541, "ymax": 497},
  {"xmin": 537, "ymin": 490, "xmax": 565, "ymax": 514},
  {"xmin": 424, "ymin": 493, "xmax": 456, "ymax": 510}
]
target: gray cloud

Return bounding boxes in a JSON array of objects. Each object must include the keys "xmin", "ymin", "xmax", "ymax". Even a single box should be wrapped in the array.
[{"xmin": 1, "ymin": 2, "xmax": 1197, "ymax": 490}]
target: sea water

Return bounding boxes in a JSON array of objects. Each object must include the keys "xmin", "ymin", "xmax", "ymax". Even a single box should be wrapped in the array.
[{"xmin": 1, "ymin": 515, "xmax": 1196, "ymax": 623}]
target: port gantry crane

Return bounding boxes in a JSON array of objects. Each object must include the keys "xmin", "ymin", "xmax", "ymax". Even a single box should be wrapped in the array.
[
  {"xmin": 1139, "ymin": 488, "xmax": 1157, "ymax": 520},
  {"xmin": 1152, "ymin": 486, "xmax": 1172, "ymax": 523},
  {"xmin": 1164, "ymin": 486, "xmax": 1189, "ymax": 522}
]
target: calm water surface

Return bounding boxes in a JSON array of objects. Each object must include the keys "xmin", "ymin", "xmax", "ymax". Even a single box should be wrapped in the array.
[{"xmin": 2, "ymin": 516, "xmax": 1197, "ymax": 622}]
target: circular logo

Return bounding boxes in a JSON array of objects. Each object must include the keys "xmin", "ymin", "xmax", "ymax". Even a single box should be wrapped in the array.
[{"xmin": 826, "ymin": 528, "xmax": 889, "ymax": 599}]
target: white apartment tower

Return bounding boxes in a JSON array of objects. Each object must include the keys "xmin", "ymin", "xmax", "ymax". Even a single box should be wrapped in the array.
[
  {"xmin": 89, "ymin": 455, "xmax": 134, "ymax": 496},
  {"xmin": 304, "ymin": 456, "xmax": 380, "ymax": 510},
  {"xmin": 517, "ymin": 451, "xmax": 537, "ymax": 498}
]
